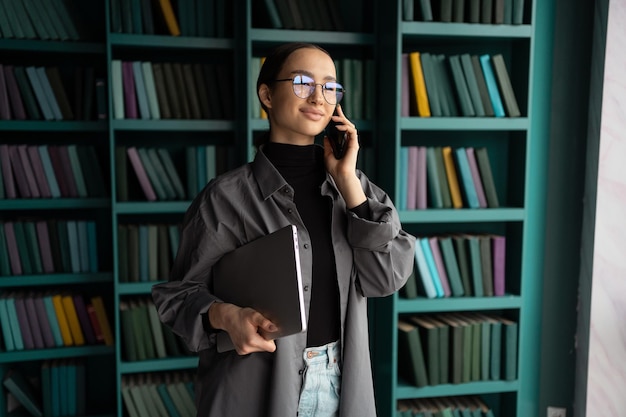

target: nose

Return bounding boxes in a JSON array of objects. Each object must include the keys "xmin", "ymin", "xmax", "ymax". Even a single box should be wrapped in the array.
[{"xmin": 308, "ymin": 84, "xmax": 325, "ymax": 103}]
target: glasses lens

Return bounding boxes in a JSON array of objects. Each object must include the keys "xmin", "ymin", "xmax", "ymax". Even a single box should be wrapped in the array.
[
  {"xmin": 323, "ymin": 82, "xmax": 344, "ymax": 105},
  {"xmin": 292, "ymin": 75, "xmax": 315, "ymax": 99}
]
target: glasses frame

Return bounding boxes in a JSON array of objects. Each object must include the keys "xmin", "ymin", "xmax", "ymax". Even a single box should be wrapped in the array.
[{"xmin": 273, "ymin": 74, "xmax": 345, "ymax": 105}]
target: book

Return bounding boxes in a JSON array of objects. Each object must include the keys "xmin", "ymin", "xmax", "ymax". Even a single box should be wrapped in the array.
[
  {"xmin": 0, "ymin": 295, "xmax": 16, "ymax": 351},
  {"xmin": 414, "ymin": 237, "xmax": 437, "ymax": 298},
  {"xmin": 426, "ymin": 147, "xmax": 443, "ymax": 208},
  {"xmin": 410, "ymin": 315, "xmax": 440, "ymax": 386},
  {"xmin": 491, "ymin": 54, "xmax": 521, "ymax": 117},
  {"xmin": 52, "ymin": 294, "xmax": 73, "ymax": 346},
  {"xmin": 408, "ymin": 51, "xmax": 431, "ymax": 117},
  {"xmin": 33, "ymin": 295, "xmax": 55, "ymax": 348},
  {"xmin": 42, "ymin": 294, "xmax": 64, "ymax": 347},
  {"xmin": 132, "ymin": 61, "xmax": 151, "ymax": 119},
  {"xmin": 466, "ymin": 235, "xmax": 484, "ymax": 297},
  {"xmin": 24, "ymin": 294, "xmax": 45, "ymax": 349},
  {"xmin": 460, "ymin": 54, "xmax": 485, "ymax": 117},
  {"xmin": 62, "ymin": 294, "xmax": 85, "ymax": 345},
  {"xmin": 420, "ymin": 237, "xmax": 444, "ymax": 297},
  {"xmin": 122, "ymin": 61, "xmax": 138, "ymax": 119},
  {"xmin": 479, "ymin": 54, "xmax": 506, "ymax": 117},
  {"xmin": 36, "ymin": 146, "xmax": 60, "ymax": 198},
  {"xmin": 3, "ymin": 369, "xmax": 43, "ymax": 417},
  {"xmin": 470, "ymin": 55, "xmax": 495, "ymax": 117},
  {"xmin": 45, "ymin": 67, "xmax": 73, "ymax": 119},
  {"xmin": 141, "ymin": 62, "xmax": 160, "ymax": 119},
  {"xmin": 442, "ymin": 146, "xmax": 463, "ymax": 208},
  {"xmin": 429, "ymin": 237, "xmax": 451, "ymax": 297},
  {"xmin": 465, "ymin": 147, "xmax": 488, "ymax": 208},
  {"xmin": 474, "ymin": 147, "xmax": 500, "ymax": 207},
  {"xmin": 492, "ymin": 235, "xmax": 506, "ymax": 296},
  {"xmin": 127, "ymin": 146, "xmax": 158, "ymax": 201},
  {"xmin": 397, "ymin": 319, "xmax": 428, "ymax": 387},
  {"xmin": 479, "ymin": 235, "xmax": 494, "ymax": 296},
  {"xmin": 157, "ymin": 0, "xmax": 181, "ymax": 35},
  {"xmin": 501, "ymin": 317, "xmax": 518, "ymax": 380},
  {"xmin": 439, "ymin": 236, "xmax": 465, "ymax": 296},
  {"xmin": 453, "ymin": 235, "xmax": 473, "ymax": 296},
  {"xmin": 448, "ymin": 55, "xmax": 475, "ymax": 117},
  {"xmin": 213, "ymin": 225, "xmax": 306, "ymax": 352},
  {"xmin": 420, "ymin": 53, "xmax": 441, "ymax": 117},
  {"xmin": 26, "ymin": 146, "xmax": 51, "ymax": 198},
  {"xmin": 35, "ymin": 67, "xmax": 62, "ymax": 120},
  {"xmin": 72, "ymin": 294, "xmax": 96, "ymax": 345},
  {"xmin": 454, "ymin": 147, "xmax": 480, "ymax": 208},
  {"xmin": 111, "ymin": 60, "xmax": 125, "ymax": 119}
]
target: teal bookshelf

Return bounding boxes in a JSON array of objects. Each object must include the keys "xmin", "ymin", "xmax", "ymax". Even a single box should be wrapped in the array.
[
  {"xmin": 372, "ymin": 0, "xmax": 554, "ymax": 416},
  {"xmin": 0, "ymin": 0, "xmax": 554, "ymax": 415}
]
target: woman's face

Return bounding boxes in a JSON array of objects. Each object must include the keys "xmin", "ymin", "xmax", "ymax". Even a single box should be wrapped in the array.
[{"xmin": 262, "ymin": 47, "xmax": 338, "ymax": 145}]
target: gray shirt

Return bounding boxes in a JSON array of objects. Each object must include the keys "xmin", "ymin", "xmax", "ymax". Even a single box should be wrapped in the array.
[{"xmin": 152, "ymin": 147, "xmax": 416, "ymax": 416}]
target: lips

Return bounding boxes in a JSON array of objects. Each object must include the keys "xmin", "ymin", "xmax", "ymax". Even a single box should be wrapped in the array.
[{"xmin": 300, "ymin": 107, "xmax": 325, "ymax": 122}]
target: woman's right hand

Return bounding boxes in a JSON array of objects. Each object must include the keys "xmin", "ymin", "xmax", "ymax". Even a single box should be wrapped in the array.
[{"xmin": 208, "ymin": 302, "xmax": 278, "ymax": 355}]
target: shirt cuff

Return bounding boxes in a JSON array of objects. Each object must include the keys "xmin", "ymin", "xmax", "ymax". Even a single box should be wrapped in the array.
[{"xmin": 348, "ymin": 200, "xmax": 371, "ymax": 219}]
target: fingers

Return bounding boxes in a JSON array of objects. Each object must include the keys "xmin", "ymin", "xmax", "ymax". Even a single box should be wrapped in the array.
[
  {"xmin": 229, "ymin": 307, "xmax": 278, "ymax": 355},
  {"xmin": 333, "ymin": 104, "xmax": 358, "ymax": 138}
]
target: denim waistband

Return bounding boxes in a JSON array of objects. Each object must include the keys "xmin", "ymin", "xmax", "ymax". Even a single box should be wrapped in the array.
[{"xmin": 302, "ymin": 340, "xmax": 340, "ymax": 368}]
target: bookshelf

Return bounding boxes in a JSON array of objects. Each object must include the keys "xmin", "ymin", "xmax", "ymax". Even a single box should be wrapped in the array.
[
  {"xmin": 0, "ymin": 0, "xmax": 554, "ymax": 416},
  {"xmin": 372, "ymin": 0, "xmax": 554, "ymax": 416}
]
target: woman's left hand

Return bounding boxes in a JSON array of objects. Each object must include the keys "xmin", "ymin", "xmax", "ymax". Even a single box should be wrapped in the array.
[{"xmin": 323, "ymin": 105, "xmax": 367, "ymax": 209}]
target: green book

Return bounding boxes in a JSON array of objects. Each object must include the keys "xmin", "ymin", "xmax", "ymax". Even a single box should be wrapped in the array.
[
  {"xmin": 475, "ymin": 147, "xmax": 500, "ymax": 208},
  {"xmin": 466, "ymin": 235, "xmax": 484, "ymax": 297},
  {"xmin": 166, "ymin": 380, "xmax": 190, "ymax": 417},
  {"xmin": 157, "ymin": 383, "xmax": 182, "ymax": 417},
  {"xmin": 420, "ymin": 52, "xmax": 444, "ymax": 117},
  {"xmin": 147, "ymin": 225, "xmax": 158, "ymax": 281},
  {"xmin": 0, "ymin": 224, "xmax": 11, "ymax": 276},
  {"xmin": 13, "ymin": 66, "xmax": 42, "ymax": 120},
  {"xmin": 138, "ymin": 384, "xmax": 161, "ymax": 417},
  {"xmin": 118, "ymin": 225, "xmax": 129, "ymax": 282},
  {"xmin": 147, "ymin": 147, "xmax": 177, "ymax": 200},
  {"xmin": 401, "ymin": 267, "xmax": 419, "ymax": 299},
  {"xmin": 157, "ymin": 148, "xmax": 186, "ymax": 200},
  {"xmin": 426, "ymin": 147, "xmax": 443, "ymax": 208},
  {"xmin": 490, "ymin": 318, "xmax": 502, "ymax": 380},
  {"xmin": 67, "ymin": 145, "xmax": 88, "ymax": 197},
  {"xmin": 111, "ymin": 60, "xmax": 125, "ymax": 119},
  {"xmin": 135, "ymin": 300, "xmax": 156, "ymax": 359},
  {"xmin": 0, "ymin": 0, "xmax": 16, "ymax": 38},
  {"xmin": 512, "ymin": 0, "xmax": 525, "ymax": 24},
  {"xmin": 146, "ymin": 297, "xmax": 167, "ymax": 358},
  {"xmin": 120, "ymin": 301, "xmax": 138, "ymax": 361},
  {"xmin": 397, "ymin": 319, "xmax": 429, "ymax": 387},
  {"xmin": 66, "ymin": 220, "xmax": 80, "ymax": 273},
  {"xmin": 452, "ymin": 315, "xmax": 473, "ymax": 383},
  {"xmin": 127, "ymin": 224, "xmax": 139, "ymax": 282},
  {"xmin": 23, "ymin": 221, "xmax": 43, "ymax": 274},
  {"xmin": 121, "ymin": 384, "xmax": 140, "ymax": 417},
  {"xmin": 162, "ymin": 63, "xmax": 182, "ymax": 119},
  {"xmin": 2, "ymin": 369, "xmax": 43, "ymax": 417},
  {"xmin": 481, "ymin": 0, "xmax": 493, "ymax": 23},
  {"xmin": 452, "ymin": 0, "xmax": 465, "ymax": 22},
  {"xmin": 467, "ymin": 0, "xmax": 480, "ymax": 22},
  {"xmin": 410, "ymin": 315, "xmax": 440, "ymax": 386},
  {"xmin": 151, "ymin": 63, "xmax": 171, "ymax": 119},
  {"xmin": 501, "ymin": 317, "xmax": 518, "ymax": 380},
  {"xmin": 439, "ymin": 236, "xmax": 465, "ymax": 296},
  {"xmin": 460, "ymin": 54, "xmax": 485, "ymax": 117},
  {"xmin": 141, "ymin": 62, "xmax": 160, "ymax": 119},
  {"xmin": 491, "ymin": 54, "xmax": 521, "ymax": 117},
  {"xmin": 137, "ymin": 147, "xmax": 167, "ymax": 200},
  {"xmin": 433, "ymin": 146, "xmax": 452, "ymax": 208},
  {"xmin": 34, "ymin": 0, "xmax": 63, "ymax": 40},
  {"xmin": 13, "ymin": 222, "xmax": 33, "ymax": 275},
  {"xmin": 49, "ymin": 0, "xmax": 80, "ymax": 40},
  {"xmin": 55, "ymin": 220, "xmax": 72, "ymax": 273},
  {"xmin": 21, "ymin": 0, "xmax": 50, "ymax": 39},
  {"xmin": 470, "ymin": 55, "xmax": 495, "ymax": 117},
  {"xmin": 157, "ymin": 225, "xmax": 171, "ymax": 279},
  {"xmin": 448, "ymin": 55, "xmax": 475, "ymax": 117},
  {"xmin": 479, "ymin": 235, "xmax": 494, "ymax": 296},
  {"xmin": 146, "ymin": 383, "xmax": 169, "ymax": 417},
  {"xmin": 437, "ymin": 314, "xmax": 463, "ymax": 384},
  {"xmin": 453, "ymin": 235, "xmax": 473, "ymax": 296},
  {"xmin": 129, "ymin": 383, "xmax": 151, "ymax": 417}
]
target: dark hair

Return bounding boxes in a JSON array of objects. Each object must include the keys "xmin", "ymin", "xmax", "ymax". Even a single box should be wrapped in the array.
[{"xmin": 255, "ymin": 43, "xmax": 331, "ymax": 148}]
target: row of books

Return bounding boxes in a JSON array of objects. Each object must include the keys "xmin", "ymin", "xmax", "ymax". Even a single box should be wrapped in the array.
[
  {"xmin": 258, "ymin": 0, "xmax": 346, "ymax": 31},
  {"xmin": 403, "ymin": 52, "xmax": 520, "ymax": 118},
  {"xmin": 120, "ymin": 297, "xmax": 194, "ymax": 362},
  {"xmin": 0, "ymin": 0, "xmax": 81, "ymax": 41},
  {"xmin": 118, "ymin": 223, "xmax": 181, "ymax": 283},
  {"xmin": 398, "ymin": 146, "xmax": 499, "ymax": 210},
  {"xmin": 0, "ymin": 292, "xmax": 113, "ymax": 352},
  {"xmin": 397, "ymin": 395, "xmax": 496, "ymax": 417},
  {"xmin": 110, "ymin": 0, "xmax": 228, "ymax": 39},
  {"xmin": 0, "ymin": 144, "xmax": 107, "ymax": 200},
  {"xmin": 117, "ymin": 145, "xmax": 224, "ymax": 202},
  {"xmin": 0, "ymin": 64, "xmax": 106, "ymax": 121},
  {"xmin": 4, "ymin": 359, "xmax": 87, "ymax": 417},
  {"xmin": 398, "ymin": 312, "xmax": 518, "ymax": 388},
  {"xmin": 403, "ymin": 0, "xmax": 525, "ymax": 25},
  {"xmin": 121, "ymin": 372, "xmax": 197, "ymax": 417},
  {"xmin": 0, "ymin": 220, "xmax": 99, "ymax": 277},
  {"xmin": 111, "ymin": 60, "xmax": 232, "ymax": 121},
  {"xmin": 402, "ymin": 233, "xmax": 506, "ymax": 299}
]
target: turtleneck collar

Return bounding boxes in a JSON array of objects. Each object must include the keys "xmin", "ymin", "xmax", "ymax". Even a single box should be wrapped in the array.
[{"xmin": 263, "ymin": 142, "xmax": 326, "ymax": 185}]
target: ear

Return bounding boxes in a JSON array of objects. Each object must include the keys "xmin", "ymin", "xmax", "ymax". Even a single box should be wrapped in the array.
[{"xmin": 258, "ymin": 84, "xmax": 272, "ymax": 110}]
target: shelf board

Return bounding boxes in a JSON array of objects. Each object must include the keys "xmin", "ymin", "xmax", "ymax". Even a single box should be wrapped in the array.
[
  {"xmin": 115, "ymin": 201, "xmax": 191, "ymax": 214},
  {"xmin": 118, "ymin": 281, "xmax": 164, "ymax": 295},
  {"xmin": 399, "ymin": 208, "xmax": 525, "ymax": 223},
  {"xmin": 109, "ymin": 33, "xmax": 234, "ymax": 50},
  {"xmin": 250, "ymin": 29, "xmax": 375, "ymax": 45},
  {"xmin": 0, "ymin": 121, "xmax": 108, "ymax": 132},
  {"xmin": 395, "ymin": 379, "xmax": 519, "ymax": 399},
  {"xmin": 119, "ymin": 356, "xmax": 199, "ymax": 374},
  {"xmin": 0, "ymin": 198, "xmax": 110, "ymax": 210},
  {"xmin": 0, "ymin": 345, "xmax": 114, "ymax": 364},
  {"xmin": 0, "ymin": 39, "xmax": 106, "ymax": 53},
  {"xmin": 397, "ymin": 295, "xmax": 522, "ymax": 313},
  {"xmin": 111, "ymin": 119, "xmax": 234, "ymax": 131},
  {"xmin": 401, "ymin": 117, "xmax": 529, "ymax": 131},
  {"xmin": 250, "ymin": 118, "xmax": 374, "ymax": 132},
  {"xmin": 0, "ymin": 272, "xmax": 113, "ymax": 288},
  {"xmin": 402, "ymin": 22, "xmax": 532, "ymax": 38}
]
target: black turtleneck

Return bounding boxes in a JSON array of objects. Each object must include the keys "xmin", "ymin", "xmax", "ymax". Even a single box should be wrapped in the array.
[{"xmin": 263, "ymin": 142, "xmax": 340, "ymax": 347}]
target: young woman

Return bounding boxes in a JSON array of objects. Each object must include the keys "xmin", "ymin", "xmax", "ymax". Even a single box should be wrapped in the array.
[{"xmin": 152, "ymin": 42, "xmax": 416, "ymax": 417}]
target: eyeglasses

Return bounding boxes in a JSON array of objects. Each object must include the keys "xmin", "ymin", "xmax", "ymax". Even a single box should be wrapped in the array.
[{"xmin": 274, "ymin": 74, "xmax": 345, "ymax": 105}]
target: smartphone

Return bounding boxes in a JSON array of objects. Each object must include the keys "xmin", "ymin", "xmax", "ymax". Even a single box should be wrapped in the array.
[{"xmin": 325, "ymin": 109, "xmax": 347, "ymax": 159}]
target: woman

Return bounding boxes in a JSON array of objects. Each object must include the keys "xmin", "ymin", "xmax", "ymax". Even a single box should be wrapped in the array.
[{"xmin": 152, "ymin": 42, "xmax": 416, "ymax": 417}]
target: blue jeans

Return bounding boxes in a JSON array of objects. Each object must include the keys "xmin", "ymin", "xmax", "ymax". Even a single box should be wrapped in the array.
[{"xmin": 297, "ymin": 340, "xmax": 342, "ymax": 417}]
